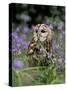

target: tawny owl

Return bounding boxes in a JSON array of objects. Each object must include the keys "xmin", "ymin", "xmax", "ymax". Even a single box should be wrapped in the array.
[{"xmin": 28, "ymin": 24, "xmax": 55, "ymax": 67}]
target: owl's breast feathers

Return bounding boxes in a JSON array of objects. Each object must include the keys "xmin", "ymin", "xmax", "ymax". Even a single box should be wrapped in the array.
[
  {"xmin": 28, "ymin": 39, "xmax": 52, "ymax": 56},
  {"xmin": 28, "ymin": 38, "xmax": 40, "ymax": 55}
]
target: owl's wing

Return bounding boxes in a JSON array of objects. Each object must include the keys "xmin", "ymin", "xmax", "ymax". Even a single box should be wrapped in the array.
[
  {"xmin": 28, "ymin": 38, "xmax": 37, "ymax": 55},
  {"xmin": 27, "ymin": 38, "xmax": 40, "ymax": 67}
]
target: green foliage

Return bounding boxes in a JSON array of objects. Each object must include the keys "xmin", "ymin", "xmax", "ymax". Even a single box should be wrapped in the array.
[{"xmin": 12, "ymin": 64, "xmax": 65, "ymax": 86}]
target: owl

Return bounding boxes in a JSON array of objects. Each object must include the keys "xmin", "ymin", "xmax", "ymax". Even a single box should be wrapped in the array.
[{"xmin": 28, "ymin": 24, "xmax": 55, "ymax": 67}]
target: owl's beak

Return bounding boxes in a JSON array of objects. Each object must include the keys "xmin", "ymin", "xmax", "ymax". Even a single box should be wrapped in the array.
[{"xmin": 38, "ymin": 31, "xmax": 41, "ymax": 38}]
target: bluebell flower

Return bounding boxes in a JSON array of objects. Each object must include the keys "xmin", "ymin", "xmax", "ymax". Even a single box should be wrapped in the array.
[
  {"xmin": 49, "ymin": 24, "xmax": 54, "ymax": 30},
  {"xmin": 13, "ymin": 58, "xmax": 24, "ymax": 69},
  {"xmin": 58, "ymin": 24, "xmax": 63, "ymax": 30},
  {"xmin": 56, "ymin": 47, "xmax": 59, "ymax": 53},
  {"xmin": 17, "ymin": 38, "xmax": 22, "ymax": 47},
  {"xmin": 17, "ymin": 38, "xmax": 22, "ymax": 44},
  {"xmin": 32, "ymin": 25, "xmax": 35, "ymax": 30},
  {"xmin": 52, "ymin": 40, "xmax": 56, "ymax": 49},
  {"xmin": 12, "ymin": 32, "xmax": 19, "ymax": 40},
  {"xmin": 45, "ymin": 19, "xmax": 50, "ymax": 25},
  {"xmin": 52, "ymin": 40, "xmax": 59, "ymax": 53},
  {"xmin": 12, "ymin": 48, "xmax": 17, "ymax": 52},
  {"xmin": 21, "ymin": 34, "xmax": 26, "ymax": 40},
  {"xmin": 55, "ymin": 44, "xmax": 59, "ymax": 53},
  {"xmin": 23, "ymin": 41, "xmax": 30, "ymax": 50},
  {"xmin": 16, "ymin": 27, "xmax": 19, "ymax": 32},
  {"xmin": 32, "ymin": 25, "xmax": 35, "ymax": 28},
  {"xmin": 23, "ymin": 25, "xmax": 30, "ymax": 33},
  {"xmin": 9, "ymin": 48, "xmax": 17, "ymax": 52}
]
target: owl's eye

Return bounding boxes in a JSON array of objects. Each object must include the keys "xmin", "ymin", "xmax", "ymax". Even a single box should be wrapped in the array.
[
  {"xmin": 41, "ymin": 30, "xmax": 46, "ymax": 33},
  {"xmin": 36, "ymin": 29, "xmax": 38, "ymax": 33}
]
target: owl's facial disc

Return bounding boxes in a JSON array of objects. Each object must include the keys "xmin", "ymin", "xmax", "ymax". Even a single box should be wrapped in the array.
[
  {"xmin": 33, "ymin": 25, "xmax": 49, "ymax": 42},
  {"xmin": 39, "ymin": 30, "xmax": 48, "ymax": 42}
]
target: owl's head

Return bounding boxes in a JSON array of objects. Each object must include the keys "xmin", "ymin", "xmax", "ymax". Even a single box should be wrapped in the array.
[{"xmin": 33, "ymin": 24, "xmax": 53, "ymax": 43}]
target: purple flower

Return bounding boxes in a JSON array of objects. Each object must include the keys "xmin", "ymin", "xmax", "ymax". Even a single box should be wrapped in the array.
[
  {"xmin": 21, "ymin": 34, "xmax": 26, "ymax": 40},
  {"xmin": 49, "ymin": 24, "xmax": 54, "ymax": 30},
  {"xmin": 52, "ymin": 40, "xmax": 56, "ymax": 49},
  {"xmin": 32, "ymin": 25, "xmax": 35, "ymax": 30},
  {"xmin": 12, "ymin": 32, "xmax": 19, "ymax": 40},
  {"xmin": 13, "ymin": 58, "xmax": 24, "ymax": 69},
  {"xmin": 45, "ymin": 19, "xmax": 50, "ymax": 25},
  {"xmin": 58, "ymin": 24, "xmax": 63, "ymax": 30},
  {"xmin": 23, "ymin": 25, "xmax": 30, "ymax": 33},
  {"xmin": 52, "ymin": 40, "xmax": 59, "ymax": 53},
  {"xmin": 17, "ymin": 38, "xmax": 22, "ymax": 47},
  {"xmin": 55, "ymin": 44, "xmax": 59, "ymax": 53},
  {"xmin": 12, "ymin": 48, "xmax": 17, "ymax": 52},
  {"xmin": 56, "ymin": 47, "xmax": 59, "ymax": 53},
  {"xmin": 16, "ymin": 27, "xmax": 19, "ymax": 32},
  {"xmin": 9, "ymin": 48, "xmax": 17, "ymax": 52},
  {"xmin": 23, "ymin": 41, "xmax": 30, "ymax": 50}
]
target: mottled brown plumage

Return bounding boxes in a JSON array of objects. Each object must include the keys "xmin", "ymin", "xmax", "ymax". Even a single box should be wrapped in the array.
[{"xmin": 28, "ymin": 24, "xmax": 55, "ymax": 67}]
